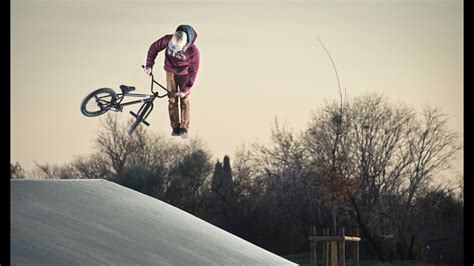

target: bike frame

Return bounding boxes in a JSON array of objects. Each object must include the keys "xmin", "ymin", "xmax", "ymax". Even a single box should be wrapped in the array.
[
  {"xmin": 115, "ymin": 92, "xmax": 155, "ymax": 108},
  {"xmin": 104, "ymin": 67, "xmax": 170, "ymax": 135},
  {"xmin": 81, "ymin": 66, "xmax": 172, "ymax": 135},
  {"xmin": 111, "ymin": 70, "xmax": 168, "ymax": 109}
]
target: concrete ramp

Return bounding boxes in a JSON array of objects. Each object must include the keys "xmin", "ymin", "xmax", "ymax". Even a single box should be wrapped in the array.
[{"xmin": 11, "ymin": 179, "xmax": 296, "ymax": 265}]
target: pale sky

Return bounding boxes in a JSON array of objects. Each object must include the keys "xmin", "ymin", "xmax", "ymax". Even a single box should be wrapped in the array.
[{"xmin": 11, "ymin": 0, "xmax": 463, "ymax": 178}]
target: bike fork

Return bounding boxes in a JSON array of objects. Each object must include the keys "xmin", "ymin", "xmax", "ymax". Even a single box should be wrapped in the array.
[{"xmin": 130, "ymin": 102, "xmax": 154, "ymax": 126}]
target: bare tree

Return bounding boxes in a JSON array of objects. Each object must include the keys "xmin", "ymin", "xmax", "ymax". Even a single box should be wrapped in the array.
[
  {"xmin": 303, "ymin": 93, "xmax": 461, "ymax": 259},
  {"xmin": 70, "ymin": 154, "xmax": 113, "ymax": 180},
  {"xmin": 93, "ymin": 114, "xmax": 137, "ymax": 176},
  {"xmin": 304, "ymin": 100, "xmax": 354, "ymax": 234},
  {"xmin": 388, "ymin": 106, "xmax": 462, "ymax": 259},
  {"xmin": 251, "ymin": 120, "xmax": 321, "ymax": 229},
  {"xmin": 230, "ymin": 145, "xmax": 265, "ymax": 216},
  {"xmin": 165, "ymin": 144, "xmax": 213, "ymax": 214},
  {"xmin": 341, "ymin": 94, "xmax": 414, "ymax": 259},
  {"xmin": 11, "ymin": 162, "xmax": 26, "ymax": 179},
  {"xmin": 125, "ymin": 125, "xmax": 178, "ymax": 170},
  {"xmin": 31, "ymin": 161, "xmax": 77, "ymax": 179},
  {"xmin": 403, "ymin": 107, "xmax": 461, "ymax": 207},
  {"xmin": 315, "ymin": 36, "xmax": 351, "ymax": 235}
]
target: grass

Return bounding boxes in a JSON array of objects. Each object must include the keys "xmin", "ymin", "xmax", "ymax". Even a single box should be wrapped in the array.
[{"xmin": 283, "ymin": 252, "xmax": 433, "ymax": 266}]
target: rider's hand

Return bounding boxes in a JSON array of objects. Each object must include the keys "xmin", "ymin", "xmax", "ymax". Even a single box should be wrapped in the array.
[
  {"xmin": 176, "ymin": 91, "xmax": 187, "ymax": 98},
  {"xmin": 144, "ymin": 67, "xmax": 152, "ymax": 76}
]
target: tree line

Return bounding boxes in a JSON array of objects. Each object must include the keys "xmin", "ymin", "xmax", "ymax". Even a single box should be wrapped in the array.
[{"xmin": 11, "ymin": 93, "xmax": 463, "ymax": 265}]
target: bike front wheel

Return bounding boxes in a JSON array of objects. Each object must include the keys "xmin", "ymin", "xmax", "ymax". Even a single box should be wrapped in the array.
[{"xmin": 80, "ymin": 88, "xmax": 118, "ymax": 117}]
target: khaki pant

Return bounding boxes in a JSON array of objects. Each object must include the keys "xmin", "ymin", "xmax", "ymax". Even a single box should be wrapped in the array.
[{"xmin": 166, "ymin": 72, "xmax": 190, "ymax": 129}]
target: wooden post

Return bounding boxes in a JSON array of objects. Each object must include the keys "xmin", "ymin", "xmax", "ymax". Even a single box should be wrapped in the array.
[
  {"xmin": 310, "ymin": 226, "xmax": 317, "ymax": 266},
  {"xmin": 331, "ymin": 241, "xmax": 337, "ymax": 266},
  {"xmin": 338, "ymin": 228, "xmax": 345, "ymax": 266},
  {"xmin": 312, "ymin": 226, "xmax": 317, "ymax": 236},
  {"xmin": 352, "ymin": 228, "xmax": 360, "ymax": 266},
  {"xmin": 322, "ymin": 228, "xmax": 329, "ymax": 266},
  {"xmin": 310, "ymin": 241, "xmax": 317, "ymax": 266},
  {"xmin": 308, "ymin": 225, "xmax": 362, "ymax": 266}
]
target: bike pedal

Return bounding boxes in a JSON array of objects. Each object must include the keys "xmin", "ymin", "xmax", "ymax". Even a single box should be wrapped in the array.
[
  {"xmin": 142, "ymin": 120, "xmax": 150, "ymax": 126},
  {"xmin": 130, "ymin": 111, "xmax": 137, "ymax": 117}
]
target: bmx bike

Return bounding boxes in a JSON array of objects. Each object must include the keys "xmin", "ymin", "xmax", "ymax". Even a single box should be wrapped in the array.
[{"xmin": 80, "ymin": 65, "xmax": 169, "ymax": 135}]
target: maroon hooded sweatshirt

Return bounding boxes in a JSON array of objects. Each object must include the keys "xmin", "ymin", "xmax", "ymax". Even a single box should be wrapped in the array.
[{"xmin": 145, "ymin": 25, "xmax": 199, "ymax": 94}]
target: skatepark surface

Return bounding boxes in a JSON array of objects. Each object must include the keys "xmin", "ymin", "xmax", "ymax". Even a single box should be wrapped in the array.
[{"xmin": 11, "ymin": 179, "xmax": 296, "ymax": 265}]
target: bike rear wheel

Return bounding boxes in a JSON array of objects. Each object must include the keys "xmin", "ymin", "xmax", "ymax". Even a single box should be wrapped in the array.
[{"xmin": 81, "ymin": 88, "xmax": 118, "ymax": 117}]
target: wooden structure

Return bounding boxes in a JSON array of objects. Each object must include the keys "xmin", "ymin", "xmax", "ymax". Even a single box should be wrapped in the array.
[{"xmin": 308, "ymin": 227, "xmax": 361, "ymax": 266}]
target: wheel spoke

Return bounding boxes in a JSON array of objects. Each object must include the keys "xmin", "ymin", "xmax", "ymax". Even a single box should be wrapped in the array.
[{"xmin": 81, "ymin": 88, "xmax": 118, "ymax": 117}]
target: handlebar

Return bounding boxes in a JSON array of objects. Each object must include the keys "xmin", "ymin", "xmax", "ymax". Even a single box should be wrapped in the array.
[{"xmin": 141, "ymin": 65, "xmax": 169, "ymax": 98}]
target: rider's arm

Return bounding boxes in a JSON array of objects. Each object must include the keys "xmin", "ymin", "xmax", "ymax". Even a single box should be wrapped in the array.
[
  {"xmin": 181, "ymin": 47, "xmax": 200, "ymax": 95},
  {"xmin": 145, "ymin": 35, "xmax": 172, "ymax": 68}
]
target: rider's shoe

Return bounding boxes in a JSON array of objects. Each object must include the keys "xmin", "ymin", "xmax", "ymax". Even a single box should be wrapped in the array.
[
  {"xmin": 171, "ymin": 128, "xmax": 180, "ymax": 136},
  {"xmin": 179, "ymin": 128, "xmax": 188, "ymax": 139}
]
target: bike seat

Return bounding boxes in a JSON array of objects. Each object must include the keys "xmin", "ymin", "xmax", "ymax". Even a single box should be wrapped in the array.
[{"xmin": 120, "ymin": 85, "xmax": 136, "ymax": 94}]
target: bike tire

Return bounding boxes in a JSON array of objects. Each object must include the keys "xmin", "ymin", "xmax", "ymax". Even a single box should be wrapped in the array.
[
  {"xmin": 80, "ymin": 88, "xmax": 118, "ymax": 117},
  {"xmin": 128, "ymin": 103, "xmax": 151, "ymax": 136}
]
